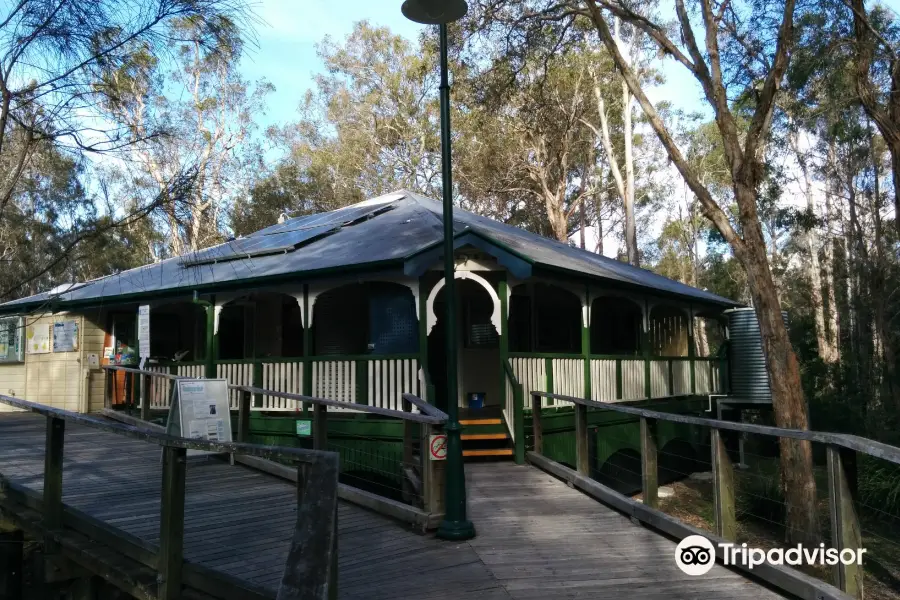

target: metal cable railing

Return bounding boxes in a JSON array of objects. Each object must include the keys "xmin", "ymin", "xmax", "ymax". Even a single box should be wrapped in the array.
[
  {"xmin": 0, "ymin": 392, "xmax": 339, "ymax": 600},
  {"xmin": 527, "ymin": 390, "xmax": 900, "ymax": 600}
]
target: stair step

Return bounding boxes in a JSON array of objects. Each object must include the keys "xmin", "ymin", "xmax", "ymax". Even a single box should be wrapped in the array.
[
  {"xmin": 463, "ymin": 448, "xmax": 514, "ymax": 457},
  {"xmin": 459, "ymin": 418, "xmax": 502, "ymax": 426},
  {"xmin": 461, "ymin": 433, "xmax": 509, "ymax": 441}
]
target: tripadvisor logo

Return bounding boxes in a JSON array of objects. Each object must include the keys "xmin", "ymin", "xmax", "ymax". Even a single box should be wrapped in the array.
[
  {"xmin": 675, "ymin": 534, "xmax": 866, "ymax": 576},
  {"xmin": 676, "ymin": 535, "xmax": 716, "ymax": 576}
]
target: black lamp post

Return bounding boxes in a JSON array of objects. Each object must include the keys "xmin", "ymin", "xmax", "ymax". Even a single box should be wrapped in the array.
[{"xmin": 401, "ymin": 0, "xmax": 475, "ymax": 541}]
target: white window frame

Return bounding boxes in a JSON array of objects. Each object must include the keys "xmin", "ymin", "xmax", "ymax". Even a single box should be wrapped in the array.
[{"xmin": 0, "ymin": 316, "xmax": 24, "ymax": 363}]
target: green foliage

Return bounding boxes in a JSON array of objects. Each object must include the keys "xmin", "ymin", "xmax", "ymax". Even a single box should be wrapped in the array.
[{"xmin": 859, "ymin": 455, "xmax": 900, "ymax": 518}]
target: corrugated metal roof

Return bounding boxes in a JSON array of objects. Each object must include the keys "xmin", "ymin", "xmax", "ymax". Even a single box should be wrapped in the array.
[{"xmin": 0, "ymin": 191, "xmax": 739, "ymax": 311}]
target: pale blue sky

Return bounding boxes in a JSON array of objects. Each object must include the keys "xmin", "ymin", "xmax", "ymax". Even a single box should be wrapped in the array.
[
  {"xmin": 239, "ymin": 1, "xmax": 705, "ymax": 132},
  {"xmin": 240, "ymin": 1, "xmax": 422, "ymax": 130}
]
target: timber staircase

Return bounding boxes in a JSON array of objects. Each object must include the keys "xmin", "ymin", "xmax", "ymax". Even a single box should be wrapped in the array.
[{"xmin": 460, "ymin": 408, "xmax": 513, "ymax": 459}]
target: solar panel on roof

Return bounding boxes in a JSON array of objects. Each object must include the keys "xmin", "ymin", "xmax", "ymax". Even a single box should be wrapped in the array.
[
  {"xmin": 179, "ymin": 223, "xmax": 338, "ymax": 267},
  {"xmin": 248, "ymin": 201, "xmax": 396, "ymax": 238}
]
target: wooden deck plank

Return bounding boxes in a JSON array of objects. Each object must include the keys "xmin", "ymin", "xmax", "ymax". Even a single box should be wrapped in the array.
[
  {"xmin": 0, "ymin": 413, "xmax": 506, "ymax": 600},
  {"xmin": 0, "ymin": 413, "xmax": 785, "ymax": 600}
]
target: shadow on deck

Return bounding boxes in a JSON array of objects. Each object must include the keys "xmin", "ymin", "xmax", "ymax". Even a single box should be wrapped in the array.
[{"xmin": 0, "ymin": 413, "xmax": 783, "ymax": 599}]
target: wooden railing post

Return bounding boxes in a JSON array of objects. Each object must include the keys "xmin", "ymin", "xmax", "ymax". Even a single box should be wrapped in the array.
[
  {"xmin": 422, "ymin": 424, "xmax": 446, "ymax": 516},
  {"xmin": 252, "ymin": 362, "xmax": 263, "ymax": 409},
  {"xmin": 574, "ymin": 401, "xmax": 589, "ymax": 475},
  {"xmin": 313, "ymin": 404, "xmax": 328, "ymax": 451},
  {"xmin": 827, "ymin": 445, "xmax": 863, "ymax": 598},
  {"xmin": 513, "ymin": 383, "xmax": 525, "ymax": 464},
  {"xmin": 43, "ymin": 416, "xmax": 65, "ymax": 554},
  {"xmin": 711, "ymin": 428, "xmax": 736, "ymax": 540},
  {"xmin": 158, "ymin": 446, "xmax": 186, "ymax": 600},
  {"xmin": 640, "ymin": 417, "xmax": 658, "ymax": 508},
  {"xmin": 531, "ymin": 392, "xmax": 543, "ymax": 456},
  {"xmin": 402, "ymin": 397, "xmax": 416, "ymax": 504},
  {"xmin": 238, "ymin": 390, "xmax": 251, "ymax": 443},
  {"xmin": 140, "ymin": 373, "xmax": 150, "ymax": 422},
  {"xmin": 103, "ymin": 368, "xmax": 112, "ymax": 409}
]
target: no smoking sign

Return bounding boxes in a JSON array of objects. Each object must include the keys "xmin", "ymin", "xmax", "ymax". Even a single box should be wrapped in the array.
[{"xmin": 429, "ymin": 434, "xmax": 448, "ymax": 461}]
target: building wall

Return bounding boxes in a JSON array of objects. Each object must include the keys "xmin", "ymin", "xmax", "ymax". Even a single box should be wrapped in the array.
[
  {"xmin": 0, "ymin": 362, "xmax": 25, "ymax": 412},
  {"xmin": 23, "ymin": 313, "xmax": 86, "ymax": 412},
  {"xmin": 82, "ymin": 309, "xmax": 107, "ymax": 413}
]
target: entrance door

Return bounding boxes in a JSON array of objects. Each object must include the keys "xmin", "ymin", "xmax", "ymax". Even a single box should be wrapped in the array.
[
  {"xmin": 103, "ymin": 313, "xmax": 137, "ymax": 405},
  {"xmin": 427, "ymin": 278, "xmax": 501, "ymax": 412}
]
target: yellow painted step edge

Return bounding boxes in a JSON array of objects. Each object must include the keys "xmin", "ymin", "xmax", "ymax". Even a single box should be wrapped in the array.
[
  {"xmin": 461, "ymin": 433, "xmax": 509, "ymax": 441},
  {"xmin": 463, "ymin": 448, "xmax": 514, "ymax": 457},
  {"xmin": 459, "ymin": 418, "xmax": 502, "ymax": 425}
]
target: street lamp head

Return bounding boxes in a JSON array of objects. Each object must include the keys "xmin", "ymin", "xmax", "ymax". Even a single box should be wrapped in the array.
[{"xmin": 401, "ymin": 0, "xmax": 468, "ymax": 24}]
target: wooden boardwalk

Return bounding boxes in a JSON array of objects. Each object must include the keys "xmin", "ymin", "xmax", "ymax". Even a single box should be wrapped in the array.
[{"xmin": 0, "ymin": 413, "xmax": 782, "ymax": 599}]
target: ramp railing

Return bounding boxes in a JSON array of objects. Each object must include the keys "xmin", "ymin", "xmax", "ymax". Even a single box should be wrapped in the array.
[
  {"xmin": 0, "ymin": 392, "xmax": 339, "ymax": 600},
  {"xmin": 102, "ymin": 365, "xmax": 448, "ymax": 525},
  {"xmin": 528, "ymin": 390, "xmax": 900, "ymax": 600}
]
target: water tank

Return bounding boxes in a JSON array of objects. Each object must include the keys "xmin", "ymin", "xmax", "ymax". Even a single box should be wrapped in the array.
[{"xmin": 725, "ymin": 307, "xmax": 788, "ymax": 403}]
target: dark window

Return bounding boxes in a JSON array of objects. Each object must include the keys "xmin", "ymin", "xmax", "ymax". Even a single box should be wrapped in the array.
[
  {"xmin": 369, "ymin": 283, "xmax": 418, "ymax": 354},
  {"xmin": 534, "ymin": 284, "xmax": 580, "ymax": 353},
  {"xmin": 314, "ymin": 284, "xmax": 368, "ymax": 355},
  {"xmin": 508, "ymin": 294, "xmax": 531, "ymax": 352},
  {"xmin": 281, "ymin": 298, "xmax": 305, "ymax": 357},
  {"xmin": 591, "ymin": 296, "xmax": 643, "ymax": 355},
  {"xmin": 217, "ymin": 305, "xmax": 245, "ymax": 360}
]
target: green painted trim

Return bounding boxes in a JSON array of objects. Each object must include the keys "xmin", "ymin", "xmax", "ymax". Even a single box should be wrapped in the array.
[
  {"xmin": 668, "ymin": 359, "xmax": 675, "ymax": 394},
  {"xmin": 615, "ymin": 358, "xmax": 623, "ymax": 400},
  {"xmin": 205, "ymin": 295, "xmax": 216, "ymax": 379},
  {"xmin": 588, "ymin": 353, "xmax": 642, "ymax": 360},
  {"xmin": 355, "ymin": 360, "xmax": 368, "ymax": 405},
  {"xmin": 308, "ymin": 353, "xmax": 419, "ymax": 362},
  {"xmin": 509, "ymin": 352, "xmax": 583, "ymax": 359},
  {"xmin": 513, "ymin": 379, "xmax": 525, "ymax": 464},
  {"xmin": 582, "ymin": 283, "xmax": 591, "ymax": 402},
  {"xmin": 252, "ymin": 362, "xmax": 263, "ymax": 408},
  {"xmin": 418, "ymin": 275, "xmax": 429, "ymax": 400},
  {"xmin": 545, "ymin": 357, "xmax": 554, "ymax": 395},
  {"xmin": 303, "ymin": 285, "xmax": 312, "ymax": 401},
  {"xmin": 688, "ymin": 304, "xmax": 696, "ymax": 394},
  {"xmin": 498, "ymin": 276, "xmax": 509, "ymax": 415},
  {"xmin": 643, "ymin": 298, "xmax": 651, "ymax": 399}
]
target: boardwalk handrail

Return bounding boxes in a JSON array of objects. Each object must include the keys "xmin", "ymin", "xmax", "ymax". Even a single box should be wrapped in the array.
[
  {"xmin": 531, "ymin": 391, "xmax": 900, "ymax": 464},
  {"xmin": 104, "ymin": 364, "xmax": 448, "ymax": 524},
  {"xmin": 103, "ymin": 364, "xmax": 448, "ymax": 425},
  {"xmin": 502, "ymin": 361, "xmax": 525, "ymax": 463},
  {"xmin": 529, "ymin": 390, "xmax": 900, "ymax": 600},
  {"xmin": 0, "ymin": 392, "xmax": 339, "ymax": 600}
]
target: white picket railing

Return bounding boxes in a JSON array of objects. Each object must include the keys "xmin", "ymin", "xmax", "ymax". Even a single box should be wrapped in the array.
[
  {"xmin": 590, "ymin": 359, "xmax": 617, "ymax": 402},
  {"xmin": 672, "ymin": 360, "xmax": 692, "ymax": 395},
  {"xmin": 695, "ymin": 360, "xmax": 721, "ymax": 395},
  {"xmin": 260, "ymin": 361, "xmax": 304, "ymax": 411},
  {"xmin": 649, "ymin": 361, "xmax": 670, "ymax": 398},
  {"xmin": 510, "ymin": 357, "xmax": 548, "ymax": 407},
  {"xmin": 621, "ymin": 359, "xmax": 645, "ymax": 400},
  {"xmin": 217, "ymin": 362, "xmax": 254, "ymax": 410},
  {"xmin": 552, "ymin": 358, "xmax": 584, "ymax": 398},
  {"xmin": 367, "ymin": 358, "xmax": 422, "ymax": 412}
]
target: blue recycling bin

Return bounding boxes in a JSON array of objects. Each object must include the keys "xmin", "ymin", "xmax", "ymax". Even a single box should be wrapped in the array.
[{"xmin": 467, "ymin": 392, "xmax": 485, "ymax": 410}]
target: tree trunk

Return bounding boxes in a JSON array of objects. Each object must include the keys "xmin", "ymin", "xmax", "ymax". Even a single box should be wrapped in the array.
[
  {"xmin": 804, "ymin": 182, "xmax": 835, "ymax": 364},
  {"xmin": 824, "ymin": 141, "xmax": 840, "ymax": 358},
  {"xmin": 738, "ymin": 187, "xmax": 819, "ymax": 546},
  {"xmin": 892, "ymin": 141, "xmax": 900, "ymax": 240}
]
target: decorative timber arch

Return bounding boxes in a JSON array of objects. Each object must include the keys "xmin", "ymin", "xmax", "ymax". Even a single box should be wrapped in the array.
[{"xmin": 426, "ymin": 271, "xmax": 501, "ymax": 335}]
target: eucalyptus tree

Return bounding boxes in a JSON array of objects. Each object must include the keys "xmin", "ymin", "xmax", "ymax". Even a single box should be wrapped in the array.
[
  {"xmin": 470, "ymin": 0, "xmax": 821, "ymax": 544},
  {"xmin": 0, "ymin": 0, "xmax": 252, "ymax": 294}
]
